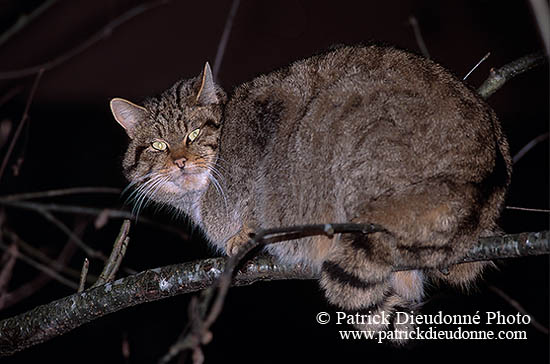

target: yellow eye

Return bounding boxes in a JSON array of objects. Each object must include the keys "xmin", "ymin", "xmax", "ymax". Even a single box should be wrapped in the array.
[
  {"xmin": 188, "ymin": 128, "xmax": 200, "ymax": 142},
  {"xmin": 151, "ymin": 140, "xmax": 167, "ymax": 151}
]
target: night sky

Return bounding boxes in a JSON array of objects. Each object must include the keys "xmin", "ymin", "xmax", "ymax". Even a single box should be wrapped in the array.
[{"xmin": 0, "ymin": 1, "xmax": 548, "ymax": 363}]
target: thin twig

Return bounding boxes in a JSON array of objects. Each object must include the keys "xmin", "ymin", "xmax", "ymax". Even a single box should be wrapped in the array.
[
  {"xmin": 0, "ymin": 0, "xmax": 59, "ymax": 48},
  {"xmin": 0, "ymin": 243, "xmax": 17, "ymax": 293},
  {"xmin": 408, "ymin": 15, "xmax": 430, "ymax": 59},
  {"xmin": 0, "ymin": 199, "xmax": 188, "ymax": 238},
  {"xmin": 0, "ymin": 239, "xmax": 78, "ymax": 290},
  {"xmin": 488, "ymin": 285, "xmax": 549, "ymax": 335},
  {"xmin": 213, "ymin": 0, "xmax": 240, "ymax": 82},
  {"xmin": 0, "ymin": 85, "xmax": 24, "ymax": 108},
  {"xmin": 512, "ymin": 132, "xmax": 549, "ymax": 164},
  {"xmin": 0, "ymin": 69, "xmax": 43, "ymax": 182},
  {"xmin": 464, "ymin": 52, "xmax": 491, "ymax": 80},
  {"xmin": 0, "ymin": 0, "xmax": 172, "ymax": 80},
  {"xmin": 2, "ymin": 227, "xmax": 97, "ymax": 281},
  {"xmin": 33, "ymin": 207, "xmax": 107, "ymax": 261},
  {"xmin": 78, "ymin": 258, "xmax": 89, "ymax": 293},
  {"xmin": 0, "ymin": 220, "xmax": 86, "ymax": 310},
  {"xmin": 1, "ymin": 186, "xmax": 121, "ymax": 201},
  {"xmin": 477, "ymin": 52, "xmax": 547, "ymax": 99},
  {"xmin": 505, "ymin": 206, "xmax": 550, "ymax": 213},
  {"xmin": 93, "ymin": 220, "xmax": 131, "ymax": 287}
]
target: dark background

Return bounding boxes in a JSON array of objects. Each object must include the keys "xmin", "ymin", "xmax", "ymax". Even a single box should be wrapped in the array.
[{"xmin": 0, "ymin": 1, "xmax": 548, "ymax": 363}]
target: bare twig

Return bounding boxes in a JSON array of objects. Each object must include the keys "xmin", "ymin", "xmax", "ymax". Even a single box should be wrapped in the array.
[
  {"xmin": 213, "ymin": 0, "xmax": 241, "ymax": 82},
  {"xmin": 488, "ymin": 285, "xmax": 549, "ymax": 335},
  {"xmin": 2, "ymin": 227, "xmax": 97, "ymax": 281},
  {"xmin": 0, "ymin": 85, "xmax": 24, "ymax": 108},
  {"xmin": 32, "ymin": 207, "xmax": 107, "ymax": 261},
  {"xmin": 408, "ymin": 15, "xmax": 430, "ymax": 59},
  {"xmin": 93, "ymin": 220, "xmax": 131, "ymax": 287},
  {"xmin": 0, "ymin": 220, "xmax": 86, "ymax": 310},
  {"xmin": 0, "ymin": 0, "xmax": 59, "ymax": 48},
  {"xmin": 0, "ymin": 238, "xmax": 78, "ymax": 290},
  {"xmin": 0, "ymin": 243, "xmax": 18, "ymax": 293},
  {"xmin": 512, "ymin": 132, "xmax": 549, "ymax": 164},
  {"xmin": 1, "ymin": 186, "xmax": 121, "ymax": 201},
  {"xmin": 0, "ymin": 0, "xmax": 172, "ymax": 80},
  {"xmin": 477, "ymin": 52, "xmax": 547, "ymax": 99},
  {"xmin": 0, "ymin": 69, "xmax": 43, "ymax": 182},
  {"xmin": 78, "ymin": 258, "xmax": 89, "ymax": 293},
  {"xmin": 505, "ymin": 206, "xmax": 550, "ymax": 213},
  {"xmin": 0, "ymin": 199, "xmax": 188, "ymax": 238},
  {"xmin": 0, "ymin": 119, "xmax": 13, "ymax": 150}
]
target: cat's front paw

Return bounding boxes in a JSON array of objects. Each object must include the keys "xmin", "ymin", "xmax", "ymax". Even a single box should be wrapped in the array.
[{"xmin": 226, "ymin": 226, "xmax": 255, "ymax": 256}]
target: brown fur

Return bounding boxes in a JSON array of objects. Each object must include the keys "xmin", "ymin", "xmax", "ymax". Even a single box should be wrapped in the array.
[{"xmin": 110, "ymin": 45, "xmax": 511, "ymax": 342}]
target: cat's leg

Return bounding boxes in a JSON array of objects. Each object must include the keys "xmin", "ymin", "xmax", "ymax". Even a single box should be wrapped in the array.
[
  {"xmin": 428, "ymin": 226, "xmax": 500, "ymax": 287},
  {"xmin": 429, "ymin": 261, "xmax": 491, "ymax": 288},
  {"xmin": 320, "ymin": 231, "xmax": 425, "ymax": 343},
  {"xmin": 321, "ymin": 180, "xmax": 490, "ymax": 342},
  {"xmin": 226, "ymin": 223, "xmax": 256, "ymax": 256},
  {"xmin": 357, "ymin": 180, "xmax": 488, "ymax": 271}
]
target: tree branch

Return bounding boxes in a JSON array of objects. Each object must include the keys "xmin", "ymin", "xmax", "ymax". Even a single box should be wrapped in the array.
[
  {"xmin": 0, "ymin": 0, "xmax": 60, "ymax": 49},
  {"xmin": 477, "ymin": 52, "xmax": 547, "ymax": 99},
  {"xmin": 0, "ymin": 0, "xmax": 172, "ymax": 80},
  {"xmin": 0, "ymin": 198, "xmax": 189, "ymax": 238},
  {"xmin": 0, "ymin": 69, "xmax": 43, "ymax": 182},
  {"xmin": 0, "ymin": 229, "xmax": 547, "ymax": 357}
]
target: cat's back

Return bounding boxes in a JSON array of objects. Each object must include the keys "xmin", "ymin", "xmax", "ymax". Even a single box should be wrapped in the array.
[
  {"xmin": 221, "ymin": 44, "xmax": 505, "ymax": 190},
  {"xmin": 212, "ymin": 44, "xmax": 510, "ymax": 267}
]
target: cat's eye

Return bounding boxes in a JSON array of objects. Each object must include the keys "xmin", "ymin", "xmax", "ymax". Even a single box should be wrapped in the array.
[
  {"xmin": 188, "ymin": 128, "xmax": 201, "ymax": 143},
  {"xmin": 151, "ymin": 140, "xmax": 168, "ymax": 151}
]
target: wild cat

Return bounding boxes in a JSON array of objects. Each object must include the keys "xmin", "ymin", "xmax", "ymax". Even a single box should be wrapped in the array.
[{"xmin": 110, "ymin": 44, "xmax": 511, "ymax": 340}]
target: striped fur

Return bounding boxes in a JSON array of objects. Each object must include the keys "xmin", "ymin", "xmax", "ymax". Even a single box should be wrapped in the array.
[{"xmin": 111, "ymin": 45, "xmax": 512, "ymax": 344}]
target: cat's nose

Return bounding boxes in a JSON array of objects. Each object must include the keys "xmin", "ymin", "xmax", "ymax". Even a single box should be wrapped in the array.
[{"xmin": 173, "ymin": 157, "xmax": 186, "ymax": 169}]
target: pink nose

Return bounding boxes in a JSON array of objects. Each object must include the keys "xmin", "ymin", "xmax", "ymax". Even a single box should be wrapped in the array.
[{"xmin": 174, "ymin": 157, "xmax": 186, "ymax": 169}]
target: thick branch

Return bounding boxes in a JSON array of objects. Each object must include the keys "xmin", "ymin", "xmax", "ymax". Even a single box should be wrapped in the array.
[{"xmin": 0, "ymin": 230, "xmax": 547, "ymax": 357}]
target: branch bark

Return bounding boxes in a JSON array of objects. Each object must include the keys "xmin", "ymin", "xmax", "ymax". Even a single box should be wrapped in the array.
[
  {"xmin": 477, "ymin": 52, "xmax": 547, "ymax": 99},
  {"xmin": 0, "ymin": 229, "xmax": 547, "ymax": 357}
]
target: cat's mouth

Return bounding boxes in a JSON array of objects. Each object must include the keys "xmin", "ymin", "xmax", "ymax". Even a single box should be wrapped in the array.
[{"xmin": 166, "ymin": 167, "xmax": 210, "ymax": 193}]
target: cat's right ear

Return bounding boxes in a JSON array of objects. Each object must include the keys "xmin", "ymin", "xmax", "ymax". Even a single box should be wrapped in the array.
[
  {"xmin": 110, "ymin": 98, "xmax": 147, "ymax": 138},
  {"xmin": 195, "ymin": 62, "xmax": 219, "ymax": 105}
]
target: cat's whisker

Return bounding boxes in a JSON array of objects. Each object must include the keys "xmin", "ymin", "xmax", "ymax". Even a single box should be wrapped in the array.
[
  {"xmin": 207, "ymin": 172, "xmax": 228, "ymax": 212},
  {"xmin": 212, "ymin": 156, "xmax": 231, "ymax": 171},
  {"xmin": 122, "ymin": 172, "xmax": 156, "ymax": 197},
  {"xmin": 132, "ymin": 181, "xmax": 157, "ymax": 219},
  {"xmin": 129, "ymin": 174, "xmax": 166, "ymax": 218},
  {"xmin": 183, "ymin": 163, "xmax": 228, "ymax": 213},
  {"xmin": 124, "ymin": 173, "xmax": 158, "ymax": 202},
  {"xmin": 207, "ymin": 164, "xmax": 226, "ymax": 182}
]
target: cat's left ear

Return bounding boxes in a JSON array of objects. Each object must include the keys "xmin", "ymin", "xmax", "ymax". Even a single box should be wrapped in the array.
[
  {"xmin": 195, "ymin": 62, "xmax": 219, "ymax": 105},
  {"xmin": 110, "ymin": 98, "xmax": 147, "ymax": 138}
]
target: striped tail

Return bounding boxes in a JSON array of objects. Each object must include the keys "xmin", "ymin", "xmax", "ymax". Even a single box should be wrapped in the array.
[{"xmin": 319, "ymin": 232, "xmax": 425, "ymax": 343}]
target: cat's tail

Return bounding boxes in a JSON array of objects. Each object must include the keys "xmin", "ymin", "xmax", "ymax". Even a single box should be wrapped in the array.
[{"xmin": 319, "ymin": 232, "xmax": 425, "ymax": 344}]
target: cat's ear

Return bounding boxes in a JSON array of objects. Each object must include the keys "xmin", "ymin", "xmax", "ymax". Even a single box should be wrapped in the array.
[
  {"xmin": 195, "ymin": 62, "xmax": 219, "ymax": 105},
  {"xmin": 110, "ymin": 98, "xmax": 147, "ymax": 138}
]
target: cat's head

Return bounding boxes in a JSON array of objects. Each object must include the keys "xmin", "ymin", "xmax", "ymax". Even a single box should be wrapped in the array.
[{"xmin": 110, "ymin": 63, "xmax": 227, "ymax": 211}]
